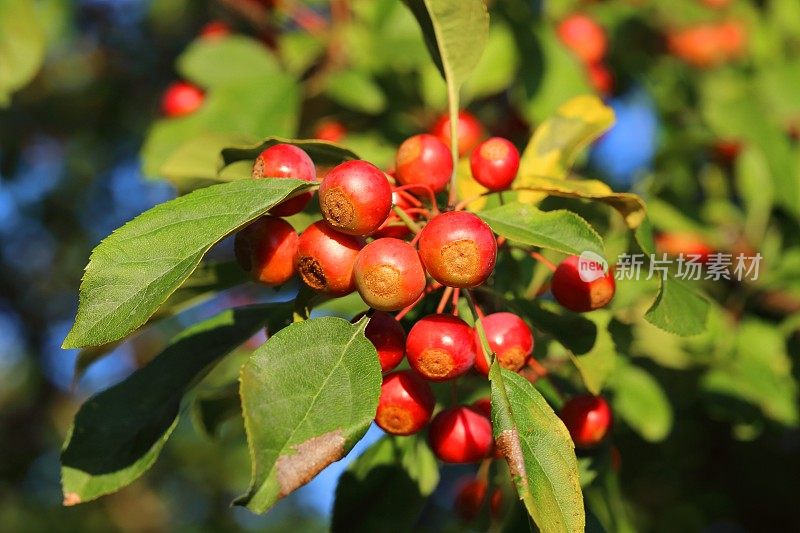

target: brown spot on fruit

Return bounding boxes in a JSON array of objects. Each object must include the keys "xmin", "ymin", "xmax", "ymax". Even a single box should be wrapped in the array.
[
  {"xmin": 418, "ymin": 348, "xmax": 453, "ymax": 378},
  {"xmin": 440, "ymin": 239, "xmax": 479, "ymax": 282},
  {"xmin": 276, "ymin": 430, "xmax": 346, "ymax": 497},
  {"xmin": 498, "ymin": 346, "xmax": 527, "ymax": 372},
  {"xmin": 363, "ymin": 264, "xmax": 400, "ymax": 299},
  {"xmin": 396, "ymin": 136, "xmax": 422, "ymax": 166},
  {"xmin": 251, "ymin": 157, "xmax": 265, "ymax": 179},
  {"xmin": 321, "ymin": 186, "xmax": 355, "ymax": 230},
  {"xmin": 496, "ymin": 429, "xmax": 528, "ymax": 487},
  {"xmin": 376, "ymin": 405, "xmax": 415, "ymax": 434},
  {"xmin": 298, "ymin": 256, "xmax": 326, "ymax": 290},
  {"xmin": 63, "ymin": 492, "xmax": 82, "ymax": 506},
  {"xmin": 480, "ymin": 138, "xmax": 510, "ymax": 160}
]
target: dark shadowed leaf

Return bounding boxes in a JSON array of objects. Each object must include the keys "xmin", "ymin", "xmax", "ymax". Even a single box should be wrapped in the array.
[
  {"xmin": 63, "ymin": 179, "xmax": 311, "ymax": 348},
  {"xmin": 236, "ymin": 317, "xmax": 382, "ymax": 513},
  {"xmin": 332, "ymin": 435, "xmax": 439, "ymax": 533},
  {"xmin": 61, "ymin": 304, "xmax": 290, "ymax": 505}
]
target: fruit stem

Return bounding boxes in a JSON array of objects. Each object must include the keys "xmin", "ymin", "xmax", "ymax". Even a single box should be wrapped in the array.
[
  {"xmin": 530, "ymin": 251, "xmax": 557, "ymax": 272},
  {"xmin": 446, "ymin": 97, "xmax": 460, "ymax": 209},
  {"xmin": 394, "ymin": 184, "xmax": 439, "ymax": 213},
  {"xmin": 454, "ymin": 191, "xmax": 495, "ymax": 211},
  {"xmin": 466, "ymin": 290, "xmax": 494, "ymax": 370},
  {"xmin": 392, "ymin": 205, "xmax": 423, "ymax": 234},
  {"xmin": 396, "ymin": 285, "xmax": 434, "ymax": 321},
  {"xmin": 451, "ymin": 288, "xmax": 460, "ymax": 316},
  {"xmin": 396, "ymin": 189, "xmax": 423, "ymax": 208},
  {"xmin": 437, "ymin": 286, "xmax": 454, "ymax": 314}
]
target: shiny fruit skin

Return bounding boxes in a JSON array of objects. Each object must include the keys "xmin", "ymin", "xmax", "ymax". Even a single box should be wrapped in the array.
[
  {"xmin": 295, "ymin": 221, "xmax": 363, "ymax": 296},
  {"xmin": 161, "ymin": 82, "xmax": 204, "ymax": 117},
  {"xmin": 455, "ymin": 479, "xmax": 488, "ymax": 522},
  {"xmin": 430, "ymin": 111, "xmax": 484, "ymax": 157},
  {"xmin": 417, "ymin": 211, "xmax": 497, "ymax": 288},
  {"xmin": 429, "ymin": 406, "xmax": 494, "ymax": 463},
  {"xmin": 395, "ymin": 134, "xmax": 453, "ymax": 193},
  {"xmin": 362, "ymin": 311, "xmax": 406, "ymax": 373},
  {"xmin": 557, "ymin": 14, "xmax": 607, "ymax": 64},
  {"xmin": 252, "ymin": 144, "xmax": 316, "ymax": 216},
  {"xmin": 353, "ymin": 238, "xmax": 426, "ymax": 311},
  {"xmin": 375, "ymin": 371, "xmax": 435, "ymax": 435},
  {"xmin": 470, "ymin": 137, "xmax": 520, "ymax": 191},
  {"xmin": 560, "ymin": 394, "xmax": 612, "ymax": 448},
  {"xmin": 314, "ymin": 120, "xmax": 347, "ymax": 142},
  {"xmin": 234, "ymin": 216, "xmax": 298, "ymax": 286},
  {"xmin": 474, "ymin": 312, "xmax": 534, "ymax": 375},
  {"xmin": 319, "ymin": 160, "xmax": 392, "ymax": 236},
  {"xmin": 551, "ymin": 255, "xmax": 615, "ymax": 312},
  {"xmin": 406, "ymin": 314, "xmax": 476, "ymax": 381}
]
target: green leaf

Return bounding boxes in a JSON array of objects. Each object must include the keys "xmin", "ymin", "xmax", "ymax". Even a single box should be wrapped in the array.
[
  {"xmin": 324, "ymin": 70, "xmax": 386, "ymax": 114},
  {"xmin": 237, "ymin": 317, "xmax": 382, "ymax": 513},
  {"xmin": 480, "ymin": 202, "xmax": 605, "ymax": 257},
  {"xmin": 178, "ymin": 36, "xmax": 281, "ymax": 87},
  {"xmin": 608, "ymin": 362, "xmax": 673, "ymax": 442},
  {"xmin": 191, "ymin": 384, "xmax": 242, "ymax": 438},
  {"xmin": 141, "ymin": 74, "xmax": 300, "ymax": 179},
  {"xmin": 402, "ymin": 0, "xmax": 489, "ymax": 89},
  {"xmin": 702, "ymin": 320, "xmax": 799, "ymax": 426},
  {"xmin": 60, "ymin": 305, "xmax": 289, "ymax": 505},
  {"xmin": 0, "ymin": 0, "xmax": 45, "ymax": 106},
  {"xmin": 220, "ymin": 137, "xmax": 360, "ymax": 172},
  {"xmin": 735, "ymin": 145, "xmax": 774, "ymax": 246},
  {"xmin": 644, "ymin": 275, "xmax": 709, "ymax": 336},
  {"xmin": 519, "ymin": 95, "xmax": 615, "ymax": 184},
  {"xmin": 332, "ymin": 435, "xmax": 439, "ymax": 533},
  {"xmin": 63, "ymin": 179, "xmax": 312, "ymax": 349},
  {"xmin": 461, "ymin": 21, "xmax": 519, "ymax": 103},
  {"xmin": 490, "ymin": 366, "xmax": 584, "ymax": 533},
  {"xmin": 159, "ymin": 132, "xmax": 257, "ymax": 187},
  {"xmin": 569, "ymin": 311, "xmax": 617, "ymax": 396}
]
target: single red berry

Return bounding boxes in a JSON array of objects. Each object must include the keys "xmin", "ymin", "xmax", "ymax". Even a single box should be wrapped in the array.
[
  {"xmin": 353, "ymin": 238, "xmax": 426, "ymax": 312},
  {"xmin": 474, "ymin": 312, "xmax": 534, "ymax": 375},
  {"xmin": 560, "ymin": 394, "xmax": 612, "ymax": 448},
  {"xmin": 319, "ymin": 160, "xmax": 392, "ymax": 236},
  {"xmin": 430, "ymin": 111, "xmax": 484, "ymax": 157},
  {"xmin": 470, "ymin": 397, "xmax": 492, "ymax": 419},
  {"xmin": 161, "ymin": 81, "xmax": 204, "ymax": 117},
  {"xmin": 395, "ymin": 134, "xmax": 453, "ymax": 193},
  {"xmin": 557, "ymin": 14, "xmax": 607, "ymax": 64},
  {"xmin": 360, "ymin": 311, "xmax": 406, "ymax": 373},
  {"xmin": 234, "ymin": 216, "xmax": 298, "ymax": 286},
  {"xmin": 429, "ymin": 406, "xmax": 494, "ymax": 463},
  {"xmin": 375, "ymin": 371, "xmax": 435, "ymax": 435},
  {"xmin": 314, "ymin": 120, "xmax": 347, "ymax": 142},
  {"xmin": 702, "ymin": 0, "xmax": 731, "ymax": 6},
  {"xmin": 295, "ymin": 221, "xmax": 363, "ymax": 296},
  {"xmin": 454, "ymin": 479, "xmax": 488, "ymax": 522},
  {"xmin": 252, "ymin": 144, "xmax": 316, "ymax": 216},
  {"xmin": 587, "ymin": 62, "xmax": 614, "ymax": 95},
  {"xmin": 406, "ymin": 314, "xmax": 476, "ymax": 381},
  {"xmin": 551, "ymin": 255, "xmax": 615, "ymax": 312},
  {"xmin": 417, "ymin": 211, "xmax": 497, "ymax": 288},
  {"xmin": 655, "ymin": 232, "xmax": 714, "ymax": 263},
  {"xmin": 200, "ymin": 21, "xmax": 231, "ymax": 39},
  {"xmin": 470, "ymin": 137, "xmax": 520, "ymax": 191}
]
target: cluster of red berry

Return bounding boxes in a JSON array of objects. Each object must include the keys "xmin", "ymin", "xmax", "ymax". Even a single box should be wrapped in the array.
[{"xmin": 232, "ymin": 112, "xmax": 616, "ymax": 490}]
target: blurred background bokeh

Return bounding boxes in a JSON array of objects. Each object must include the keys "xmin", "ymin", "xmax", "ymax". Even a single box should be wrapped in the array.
[{"xmin": 1, "ymin": 0, "xmax": 799, "ymax": 531}]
